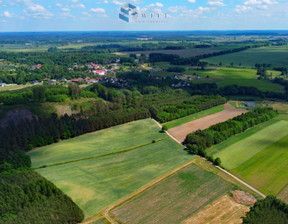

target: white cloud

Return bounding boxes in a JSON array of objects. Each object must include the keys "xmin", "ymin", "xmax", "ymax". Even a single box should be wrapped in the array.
[
  {"xmin": 103, "ymin": 0, "xmax": 108, "ymax": 3},
  {"xmin": 71, "ymin": 3, "xmax": 85, "ymax": 8},
  {"xmin": 156, "ymin": 2, "xmax": 163, "ymax": 7},
  {"xmin": 111, "ymin": 0, "xmax": 123, "ymax": 5},
  {"xmin": 61, "ymin": 12, "xmax": 75, "ymax": 18},
  {"xmin": 71, "ymin": 0, "xmax": 78, "ymax": 2},
  {"xmin": 236, "ymin": 0, "xmax": 277, "ymax": 13},
  {"xmin": 91, "ymin": 8, "xmax": 106, "ymax": 13},
  {"xmin": 82, "ymin": 11, "xmax": 91, "ymax": 16},
  {"xmin": 235, "ymin": 5, "xmax": 252, "ymax": 13},
  {"xmin": 22, "ymin": 0, "xmax": 53, "ymax": 19},
  {"xmin": 61, "ymin": 8, "xmax": 70, "ymax": 12},
  {"xmin": 3, "ymin": 11, "xmax": 12, "ymax": 17},
  {"xmin": 188, "ymin": 0, "xmax": 196, "ymax": 3},
  {"xmin": 168, "ymin": 6, "xmax": 186, "ymax": 13},
  {"xmin": 56, "ymin": 3, "xmax": 62, "ymax": 7},
  {"xmin": 207, "ymin": 0, "xmax": 226, "ymax": 7}
]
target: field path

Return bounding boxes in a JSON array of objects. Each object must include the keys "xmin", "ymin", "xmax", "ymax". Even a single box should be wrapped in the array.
[
  {"xmin": 216, "ymin": 165, "xmax": 266, "ymax": 198},
  {"xmin": 152, "ymin": 119, "xmax": 182, "ymax": 145},
  {"xmin": 81, "ymin": 159, "xmax": 195, "ymax": 224},
  {"xmin": 168, "ymin": 103, "xmax": 247, "ymax": 143}
]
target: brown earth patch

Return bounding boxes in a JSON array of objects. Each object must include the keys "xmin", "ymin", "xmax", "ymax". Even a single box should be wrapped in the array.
[
  {"xmin": 181, "ymin": 194, "xmax": 250, "ymax": 224},
  {"xmin": 168, "ymin": 103, "xmax": 247, "ymax": 143},
  {"xmin": 232, "ymin": 190, "xmax": 257, "ymax": 205},
  {"xmin": 54, "ymin": 104, "xmax": 73, "ymax": 116}
]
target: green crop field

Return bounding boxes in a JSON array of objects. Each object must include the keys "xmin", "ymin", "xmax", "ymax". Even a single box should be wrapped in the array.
[
  {"xmin": 232, "ymin": 134, "xmax": 288, "ymax": 196},
  {"xmin": 163, "ymin": 104, "xmax": 225, "ymax": 129},
  {"xmin": 211, "ymin": 119, "xmax": 288, "ymax": 197},
  {"xmin": 187, "ymin": 67, "xmax": 283, "ymax": 92},
  {"xmin": 29, "ymin": 119, "xmax": 166, "ymax": 168},
  {"xmin": 111, "ymin": 164, "xmax": 233, "ymax": 224},
  {"xmin": 214, "ymin": 120, "xmax": 288, "ymax": 169},
  {"xmin": 202, "ymin": 45, "xmax": 288, "ymax": 68},
  {"xmin": 31, "ymin": 119, "xmax": 195, "ymax": 217},
  {"xmin": 36, "ymin": 138, "xmax": 193, "ymax": 217}
]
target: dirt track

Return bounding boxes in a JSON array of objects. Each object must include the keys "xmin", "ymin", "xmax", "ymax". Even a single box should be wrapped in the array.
[{"xmin": 168, "ymin": 104, "xmax": 247, "ymax": 143}]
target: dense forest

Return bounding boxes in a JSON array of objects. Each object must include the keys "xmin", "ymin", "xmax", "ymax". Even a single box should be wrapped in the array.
[
  {"xmin": 243, "ymin": 196, "xmax": 288, "ymax": 224},
  {"xmin": 0, "ymin": 171, "xmax": 84, "ymax": 224}
]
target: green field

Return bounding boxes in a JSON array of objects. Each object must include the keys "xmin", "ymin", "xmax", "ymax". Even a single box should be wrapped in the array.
[
  {"xmin": 29, "ymin": 119, "xmax": 166, "ymax": 168},
  {"xmin": 31, "ymin": 119, "xmax": 195, "ymax": 217},
  {"xmin": 188, "ymin": 67, "xmax": 283, "ymax": 92},
  {"xmin": 202, "ymin": 45, "xmax": 288, "ymax": 68},
  {"xmin": 163, "ymin": 104, "xmax": 225, "ymax": 129},
  {"xmin": 0, "ymin": 85, "xmax": 29, "ymax": 92},
  {"xmin": 36, "ymin": 138, "xmax": 193, "ymax": 217},
  {"xmin": 232, "ymin": 135, "xmax": 288, "ymax": 195},
  {"xmin": 111, "ymin": 164, "xmax": 233, "ymax": 224},
  {"xmin": 214, "ymin": 120, "xmax": 288, "ymax": 169},
  {"xmin": 212, "ymin": 119, "xmax": 288, "ymax": 196}
]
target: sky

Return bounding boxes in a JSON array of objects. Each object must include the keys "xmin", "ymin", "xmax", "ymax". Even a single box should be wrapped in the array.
[{"xmin": 0, "ymin": 0, "xmax": 287, "ymax": 31}]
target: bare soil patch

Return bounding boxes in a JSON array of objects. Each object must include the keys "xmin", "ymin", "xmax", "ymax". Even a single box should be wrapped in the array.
[
  {"xmin": 232, "ymin": 190, "xmax": 257, "ymax": 205},
  {"xmin": 168, "ymin": 103, "xmax": 247, "ymax": 143},
  {"xmin": 181, "ymin": 194, "xmax": 250, "ymax": 224},
  {"xmin": 54, "ymin": 104, "xmax": 73, "ymax": 116}
]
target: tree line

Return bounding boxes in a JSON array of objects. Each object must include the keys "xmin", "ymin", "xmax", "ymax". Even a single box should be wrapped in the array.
[
  {"xmin": 243, "ymin": 196, "xmax": 288, "ymax": 224},
  {"xmin": 184, "ymin": 108, "xmax": 278, "ymax": 164},
  {"xmin": 155, "ymin": 95, "xmax": 226, "ymax": 123}
]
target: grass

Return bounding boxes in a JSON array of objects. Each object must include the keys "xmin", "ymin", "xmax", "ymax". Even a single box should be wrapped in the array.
[
  {"xmin": 36, "ymin": 138, "xmax": 194, "ymax": 217},
  {"xmin": 187, "ymin": 67, "xmax": 283, "ymax": 92},
  {"xmin": 214, "ymin": 120, "xmax": 288, "ymax": 170},
  {"xmin": 207, "ymin": 118, "xmax": 279, "ymax": 156},
  {"xmin": 163, "ymin": 104, "xmax": 225, "ymax": 129},
  {"xmin": 229, "ymin": 101, "xmax": 237, "ymax": 108},
  {"xmin": 202, "ymin": 45, "xmax": 288, "ymax": 68},
  {"xmin": 232, "ymin": 134, "xmax": 288, "ymax": 195},
  {"xmin": 111, "ymin": 164, "xmax": 233, "ymax": 224},
  {"xmin": 0, "ymin": 85, "xmax": 30, "ymax": 92},
  {"xmin": 29, "ymin": 119, "xmax": 166, "ymax": 168}
]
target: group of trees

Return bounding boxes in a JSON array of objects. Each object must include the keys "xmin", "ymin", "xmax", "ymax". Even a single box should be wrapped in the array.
[
  {"xmin": 155, "ymin": 95, "xmax": 226, "ymax": 123},
  {"xmin": 243, "ymin": 196, "xmax": 288, "ymax": 223},
  {"xmin": 0, "ymin": 170, "xmax": 84, "ymax": 224},
  {"xmin": 184, "ymin": 108, "xmax": 278, "ymax": 161}
]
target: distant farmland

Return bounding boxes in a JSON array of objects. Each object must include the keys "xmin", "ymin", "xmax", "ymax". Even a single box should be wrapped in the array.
[
  {"xmin": 114, "ymin": 48, "xmax": 223, "ymax": 57},
  {"xmin": 31, "ymin": 119, "xmax": 194, "ymax": 217},
  {"xmin": 202, "ymin": 45, "xmax": 288, "ymax": 68},
  {"xmin": 111, "ymin": 164, "xmax": 233, "ymax": 224},
  {"xmin": 188, "ymin": 67, "xmax": 283, "ymax": 92}
]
